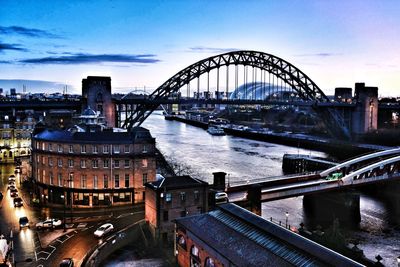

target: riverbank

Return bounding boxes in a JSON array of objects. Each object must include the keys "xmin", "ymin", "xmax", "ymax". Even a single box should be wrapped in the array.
[{"xmin": 165, "ymin": 115, "xmax": 393, "ymax": 159}]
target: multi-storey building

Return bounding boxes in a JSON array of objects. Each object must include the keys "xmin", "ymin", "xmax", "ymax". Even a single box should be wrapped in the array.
[
  {"xmin": 145, "ymin": 175, "xmax": 209, "ymax": 244},
  {"xmin": 31, "ymin": 107, "xmax": 156, "ymax": 207},
  {"xmin": 0, "ymin": 111, "xmax": 36, "ymax": 163}
]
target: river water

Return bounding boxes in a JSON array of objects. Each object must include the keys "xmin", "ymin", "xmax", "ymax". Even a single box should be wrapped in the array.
[{"xmin": 113, "ymin": 112, "xmax": 400, "ymax": 266}]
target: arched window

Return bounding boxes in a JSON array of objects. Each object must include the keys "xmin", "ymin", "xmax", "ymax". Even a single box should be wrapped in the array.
[
  {"xmin": 190, "ymin": 245, "xmax": 201, "ymax": 267},
  {"xmin": 204, "ymin": 257, "xmax": 215, "ymax": 267},
  {"xmin": 177, "ymin": 235, "xmax": 187, "ymax": 250}
]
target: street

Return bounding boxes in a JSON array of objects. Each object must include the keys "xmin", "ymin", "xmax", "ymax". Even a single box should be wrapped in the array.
[{"xmin": 0, "ymin": 163, "xmax": 145, "ymax": 267}]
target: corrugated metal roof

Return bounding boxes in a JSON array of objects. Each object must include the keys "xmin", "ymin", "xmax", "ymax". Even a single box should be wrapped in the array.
[{"xmin": 210, "ymin": 209, "xmax": 321, "ymax": 267}]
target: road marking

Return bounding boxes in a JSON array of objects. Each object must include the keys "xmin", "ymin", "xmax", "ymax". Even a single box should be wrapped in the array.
[{"xmin": 77, "ymin": 223, "xmax": 88, "ymax": 228}]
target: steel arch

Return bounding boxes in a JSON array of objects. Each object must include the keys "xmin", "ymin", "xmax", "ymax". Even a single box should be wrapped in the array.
[{"xmin": 123, "ymin": 50, "xmax": 350, "ymax": 139}]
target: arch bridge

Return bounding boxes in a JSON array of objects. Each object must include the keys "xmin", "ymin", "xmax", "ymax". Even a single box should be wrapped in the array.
[{"xmin": 121, "ymin": 50, "xmax": 351, "ymax": 140}]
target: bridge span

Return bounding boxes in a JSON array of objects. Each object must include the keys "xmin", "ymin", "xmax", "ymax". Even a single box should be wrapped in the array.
[{"xmin": 227, "ymin": 148, "xmax": 400, "ymax": 202}]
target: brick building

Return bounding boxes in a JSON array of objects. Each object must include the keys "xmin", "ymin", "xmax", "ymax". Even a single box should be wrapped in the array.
[
  {"xmin": 145, "ymin": 176, "xmax": 209, "ymax": 244},
  {"xmin": 32, "ymin": 107, "xmax": 156, "ymax": 207}
]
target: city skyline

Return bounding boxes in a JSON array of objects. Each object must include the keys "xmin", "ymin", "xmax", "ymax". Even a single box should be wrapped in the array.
[{"xmin": 1, "ymin": 0, "xmax": 400, "ymax": 96}]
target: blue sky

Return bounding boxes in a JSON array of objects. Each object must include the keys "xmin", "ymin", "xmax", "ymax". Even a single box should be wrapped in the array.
[{"xmin": 0, "ymin": 0, "xmax": 399, "ymax": 96}]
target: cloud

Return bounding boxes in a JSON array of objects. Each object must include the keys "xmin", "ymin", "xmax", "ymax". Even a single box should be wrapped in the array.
[
  {"xmin": 18, "ymin": 53, "xmax": 160, "ymax": 64},
  {"xmin": 0, "ymin": 26, "xmax": 63, "ymax": 39},
  {"xmin": 0, "ymin": 42, "xmax": 28, "ymax": 52},
  {"xmin": 294, "ymin": 53, "xmax": 342, "ymax": 58},
  {"xmin": 188, "ymin": 46, "xmax": 240, "ymax": 53},
  {"xmin": 0, "ymin": 60, "xmax": 11, "ymax": 64}
]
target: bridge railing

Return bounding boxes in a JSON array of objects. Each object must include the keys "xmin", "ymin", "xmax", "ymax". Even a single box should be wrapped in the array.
[{"xmin": 228, "ymin": 171, "xmax": 318, "ymax": 187}]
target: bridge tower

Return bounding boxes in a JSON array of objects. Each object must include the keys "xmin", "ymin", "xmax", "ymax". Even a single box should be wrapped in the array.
[
  {"xmin": 352, "ymin": 83, "xmax": 378, "ymax": 137},
  {"xmin": 82, "ymin": 76, "xmax": 116, "ymax": 127}
]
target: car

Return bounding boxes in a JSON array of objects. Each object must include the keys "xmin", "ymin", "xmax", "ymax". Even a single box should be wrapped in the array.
[
  {"xmin": 10, "ymin": 189, "xmax": 18, "ymax": 198},
  {"xmin": 19, "ymin": 216, "xmax": 30, "ymax": 230},
  {"xmin": 59, "ymin": 258, "xmax": 74, "ymax": 267},
  {"xmin": 13, "ymin": 197, "xmax": 23, "ymax": 207},
  {"xmin": 215, "ymin": 192, "xmax": 229, "ymax": 203},
  {"xmin": 36, "ymin": 218, "xmax": 62, "ymax": 230},
  {"xmin": 94, "ymin": 223, "xmax": 114, "ymax": 238},
  {"xmin": 8, "ymin": 175, "xmax": 15, "ymax": 182},
  {"xmin": 7, "ymin": 184, "xmax": 15, "ymax": 190}
]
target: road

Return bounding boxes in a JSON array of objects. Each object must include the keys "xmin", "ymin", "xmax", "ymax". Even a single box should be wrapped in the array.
[{"xmin": 0, "ymin": 163, "xmax": 145, "ymax": 267}]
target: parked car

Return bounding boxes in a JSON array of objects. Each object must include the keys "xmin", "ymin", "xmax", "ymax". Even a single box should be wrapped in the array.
[
  {"xmin": 36, "ymin": 218, "xmax": 62, "ymax": 230},
  {"xmin": 10, "ymin": 189, "xmax": 18, "ymax": 198},
  {"xmin": 7, "ymin": 184, "xmax": 15, "ymax": 190},
  {"xmin": 215, "ymin": 192, "xmax": 229, "ymax": 203},
  {"xmin": 8, "ymin": 175, "xmax": 15, "ymax": 182},
  {"xmin": 59, "ymin": 258, "xmax": 74, "ymax": 267},
  {"xmin": 13, "ymin": 197, "xmax": 23, "ymax": 207},
  {"xmin": 94, "ymin": 223, "xmax": 114, "ymax": 238},
  {"xmin": 19, "ymin": 217, "xmax": 30, "ymax": 230}
]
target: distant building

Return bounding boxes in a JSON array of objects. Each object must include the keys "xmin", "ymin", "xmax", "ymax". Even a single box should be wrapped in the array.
[
  {"xmin": 31, "ymin": 107, "xmax": 156, "ymax": 207},
  {"xmin": 145, "ymin": 175, "xmax": 209, "ymax": 244},
  {"xmin": 174, "ymin": 203, "xmax": 362, "ymax": 267},
  {"xmin": 82, "ymin": 76, "xmax": 115, "ymax": 127}
]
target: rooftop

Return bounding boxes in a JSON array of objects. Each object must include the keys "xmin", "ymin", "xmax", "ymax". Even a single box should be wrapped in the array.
[{"xmin": 145, "ymin": 175, "xmax": 208, "ymax": 191}]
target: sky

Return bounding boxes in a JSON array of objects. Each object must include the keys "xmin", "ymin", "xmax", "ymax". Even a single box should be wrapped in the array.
[{"xmin": 0, "ymin": 0, "xmax": 399, "ymax": 96}]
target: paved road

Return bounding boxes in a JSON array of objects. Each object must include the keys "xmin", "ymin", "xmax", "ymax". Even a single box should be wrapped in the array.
[{"xmin": 0, "ymin": 163, "xmax": 145, "ymax": 267}]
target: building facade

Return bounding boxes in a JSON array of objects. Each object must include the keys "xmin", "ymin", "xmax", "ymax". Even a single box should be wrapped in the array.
[
  {"xmin": 145, "ymin": 176, "xmax": 209, "ymax": 244},
  {"xmin": 32, "ymin": 109, "xmax": 156, "ymax": 207}
]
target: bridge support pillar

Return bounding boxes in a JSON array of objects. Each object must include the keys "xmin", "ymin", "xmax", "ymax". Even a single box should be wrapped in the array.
[
  {"xmin": 303, "ymin": 189, "xmax": 360, "ymax": 226},
  {"xmin": 247, "ymin": 184, "xmax": 262, "ymax": 216}
]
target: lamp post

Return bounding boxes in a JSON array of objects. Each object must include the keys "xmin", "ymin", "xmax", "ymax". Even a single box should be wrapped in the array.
[
  {"xmin": 285, "ymin": 212, "xmax": 289, "ymax": 229},
  {"xmin": 68, "ymin": 172, "xmax": 74, "ymax": 223},
  {"xmin": 61, "ymin": 193, "xmax": 66, "ymax": 232}
]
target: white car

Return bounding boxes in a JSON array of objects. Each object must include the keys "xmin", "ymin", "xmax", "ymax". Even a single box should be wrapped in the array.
[
  {"xmin": 215, "ymin": 192, "xmax": 229, "ymax": 203},
  {"xmin": 36, "ymin": 218, "xmax": 62, "ymax": 230},
  {"xmin": 94, "ymin": 223, "xmax": 114, "ymax": 238}
]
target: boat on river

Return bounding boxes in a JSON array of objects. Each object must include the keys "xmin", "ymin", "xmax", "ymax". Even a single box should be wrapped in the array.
[{"xmin": 207, "ymin": 126, "xmax": 225, "ymax": 136}]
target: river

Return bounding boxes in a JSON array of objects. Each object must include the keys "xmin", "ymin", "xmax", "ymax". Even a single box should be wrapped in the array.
[{"xmin": 111, "ymin": 112, "xmax": 399, "ymax": 266}]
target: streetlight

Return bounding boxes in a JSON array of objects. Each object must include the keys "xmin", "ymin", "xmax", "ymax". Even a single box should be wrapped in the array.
[
  {"xmin": 61, "ymin": 194, "xmax": 66, "ymax": 232},
  {"xmin": 68, "ymin": 172, "xmax": 74, "ymax": 224},
  {"xmin": 285, "ymin": 212, "xmax": 289, "ymax": 229}
]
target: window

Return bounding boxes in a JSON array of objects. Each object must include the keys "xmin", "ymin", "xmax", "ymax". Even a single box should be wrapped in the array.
[
  {"xmin": 81, "ymin": 175, "xmax": 87, "ymax": 188},
  {"xmin": 80, "ymin": 160, "xmax": 86, "ymax": 168},
  {"xmin": 142, "ymin": 145, "xmax": 147, "ymax": 153},
  {"xmin": 68, "ymin": 159, "xmax": 74, "ymax": 168},
  {"xmin": 69, "ymin": 145, "xmax": 73, "ymax": 153},
  {"xmin": 114, "ymin": 174, "xmax": 120, "ymax": 188},
  {"xmin": 103, "ymin": 159, "xmax": 109, "ymax": 168},
  {"xmin": 93, "ymin": 145, "xmax": 98, "ymax": 154},
  {"xmin": 92, "ymin": 159, "xmax": 98, "ymax": 168},
  {"xmin": 49, "ymin": 172, "xmax": 54, "ymax": 185},
  {"xmin": 124, "ymin": 174, "xmax": 129, "ymax": 188},
  {"xmin": 180, "ymin": 192, "xmax": 186, "ymax": 202},
  {"xmin": 124, "ymin": 159, "xmax": 130, "ymax": 168},
  {"xmin": 177, "ymin": 235, "xmax": 187, "ymax": 250},
  {"xmin": 48, "ymin": 143, "xmax": 52, "ymax": 151},
  {"xmin": 48, "ymin": 157, "xmax": 53, "ymax": 167},
  {"xmin": 93, "ymin": 175, "xmax": 98, "ymax": 189},
  {"xmin": 103, "ymin": 145, "xmax": 109, "ymax": 153},
  {"xmin": 113, "ymin": 145, "xmax": 120, "ymax": 154},
  {"xmin": 58, "ymin": 158, "xmax": 62, "ymax": 167},
  {"xmin": 205, "ymin": 257, "xmax": 215, "ymax": 267},
  {"xmin": 104, "ymin": 175, "xmax": 109, "ymax": 188},
  {"xmin": 124, "ymin": 145, "xmax": 130, "ymax": 153},
  {"xmin": 58, "ymin": 173, "xmax": 62, "ymax": 186},
  {"xmin": 165, "ymin": 193, "xmax": 172, "ymax": 202},
  {"xmin": 42, "ymin": 156, "xmax": 46, "ymax": 165},
  {"xmin": 142, "ymin": 173, "xmax": 148, "ymax": 185},
  {"xmin": 42, "ymin": 143, "xmax": 45, "ymax": 150},
  {"xmin": 58, "ymin": 144, "xmax": 63, "ymax": 152},
  {"xmin": 114, "ymin": 160, "xmax": 120, "ymax": 168},
  {"xmin": 190, "ymin": 246, "xmax": 200, "ymax": 267},
  {"xmin": 81, "ymin": 145, "xmax": 86, "ymax": 153},
  {"xmin": 194, "ymin": 191, "xmax": 199, "ymax": 201},
  {"xmin": 142, "ymin": 159, "xmax": 148, "ymax": 168},
  {"xmin": 163, "ymin": 210, "xmax": 169, "ymax": 221}
]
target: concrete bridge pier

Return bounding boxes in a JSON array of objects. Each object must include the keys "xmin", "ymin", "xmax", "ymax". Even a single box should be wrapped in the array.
[{"xmin": 303, "ymin": 189, "xmax": 361, "ymax": 227}]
